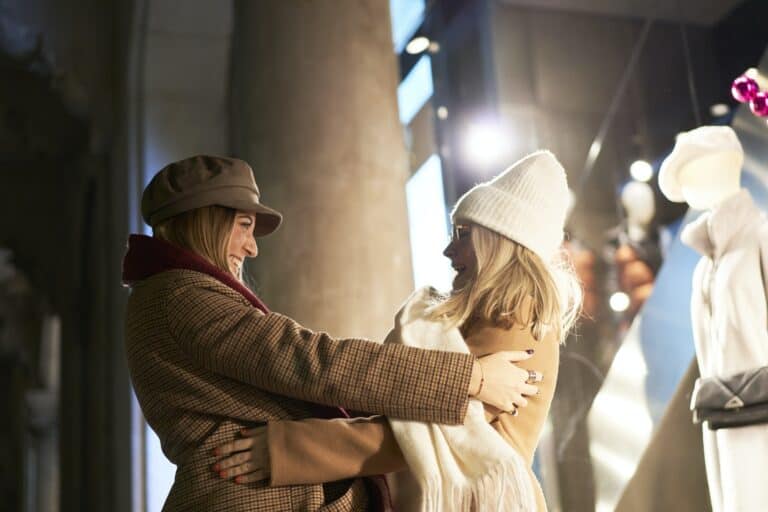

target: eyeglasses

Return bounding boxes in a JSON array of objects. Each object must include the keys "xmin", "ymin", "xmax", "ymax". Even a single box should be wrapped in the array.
[{"xmin": 451, "ymin": 223, "xmax": 471, "ymax": 242}]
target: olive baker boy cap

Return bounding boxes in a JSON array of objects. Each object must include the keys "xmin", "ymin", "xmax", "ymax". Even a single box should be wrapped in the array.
[{"xmin": 141, "ymin": 155, "xmax": 283, "ymax": 236}]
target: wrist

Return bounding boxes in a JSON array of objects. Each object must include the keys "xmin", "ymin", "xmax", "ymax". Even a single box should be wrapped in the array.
[{"xmin": 469, "ymin": 359, "xmax": 484, "ymax": 396}]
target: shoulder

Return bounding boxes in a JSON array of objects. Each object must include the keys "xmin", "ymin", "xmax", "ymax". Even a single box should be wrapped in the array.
[
  {"xmin": 466, "ymin": 322, "xmax": 559, "ymax": 359},
  {"xmin": 130, "ymin": 269, "xmax": 249, "ymax": 308}
]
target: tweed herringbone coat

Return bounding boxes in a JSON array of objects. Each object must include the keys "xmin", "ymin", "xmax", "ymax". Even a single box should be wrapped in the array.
[
  {"xmin": 123, "ymin": 235, "xmax": 474, "ymax": 511},
  {"xmin": 266, "ymin": 319, "xmax": 559, "ymax": 511}
]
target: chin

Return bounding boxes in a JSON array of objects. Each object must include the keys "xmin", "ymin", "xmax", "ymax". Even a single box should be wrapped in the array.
[{"xmin": 451, "ymin": 276, "xmax": 468, "ymax": 292}]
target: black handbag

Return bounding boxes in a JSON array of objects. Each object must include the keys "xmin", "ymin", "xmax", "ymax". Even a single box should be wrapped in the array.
[
  {"xmin": 689, "ymin": 245, "xmax": 768, "ymax": 430},
  {"xmin": 690, "ymin": 366, "xmax": 768, "ymax": 430}
]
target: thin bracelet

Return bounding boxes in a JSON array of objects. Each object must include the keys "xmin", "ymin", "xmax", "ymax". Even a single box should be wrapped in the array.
[{"xmin": 475, "ymin": 358, "xmax": 484, "ymax": 396}]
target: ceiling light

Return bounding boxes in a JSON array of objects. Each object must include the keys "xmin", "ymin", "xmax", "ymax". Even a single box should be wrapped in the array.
[
  {"xmin": 463, "ymin": 121, "xmax": 508, "ymax": 168},
  {"xmin": 609, "ymin": 292, "xmax": 630, "ymax": 313},
  {"xmin": 629, "ymin": 160, "xmax": 653, "ymax": 182},
  {"xmin": 406, "ymin": 36, "xmax": 430, "ymax": 55},
  {"xmin": 709, "ymin": 103, "xmax": 730, "ymax": 117}
]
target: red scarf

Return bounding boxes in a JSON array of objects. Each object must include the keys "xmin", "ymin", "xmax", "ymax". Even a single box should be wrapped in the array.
[
  {"xmin": 122, "ymin": 234, "xmax": 269, "ymax": 313},
  {"xmin": 122, "ymin": 234, "xmax": 350, "ymax": 421},
  {"xmin": 122, "ymin": 235, "xmax": 392, "ymax": 510}
]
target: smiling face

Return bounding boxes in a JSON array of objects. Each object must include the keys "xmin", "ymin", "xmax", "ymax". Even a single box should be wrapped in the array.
[
  {"xmin": 443, "ymin": 221, "xmax": 477, "ymax": 291},
  {"xmin": 226, "ymin": 212, "xmax": 259, "ymax": 279}
]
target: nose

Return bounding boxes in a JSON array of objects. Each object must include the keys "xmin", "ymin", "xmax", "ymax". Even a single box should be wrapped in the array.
[
  {"xmin": 443, "ymin": 240, "xmax": 455, "ymax": 259},
  {"xmin": 244, "ymin": 234, "xmax": 258, "ymax": 258}
]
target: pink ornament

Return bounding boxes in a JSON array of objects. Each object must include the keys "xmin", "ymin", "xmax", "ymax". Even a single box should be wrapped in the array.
[
  {"xmin": 750, "ymin": 92, "xmax": 768, "ymax": 117},
  {"xmin": 732, "ymin": 75, "xmax": 759, "ymax": 103}
]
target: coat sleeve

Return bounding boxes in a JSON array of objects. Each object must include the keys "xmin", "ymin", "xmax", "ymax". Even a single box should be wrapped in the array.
[
  {"xmin": 164, "ymin": 276, "xmax": 473, "ymax": 424},
  {"xmin": 268, "ymin": 328, "xmax": 559, "ymax": 486},
  {"xmin": 268, "ymin": 416, "xmax": 406, "ymax": 486}
]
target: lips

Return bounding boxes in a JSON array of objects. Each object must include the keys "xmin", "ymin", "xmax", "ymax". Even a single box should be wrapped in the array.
[{"xmin": 229, "ymin": 256, "xmax": 243, "ymax": 273}]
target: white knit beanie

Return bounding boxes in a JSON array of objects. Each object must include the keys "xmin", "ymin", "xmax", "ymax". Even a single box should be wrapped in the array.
[{"xmin": 451, "ymin": 150, "xmax": 569, "ymax": 262}]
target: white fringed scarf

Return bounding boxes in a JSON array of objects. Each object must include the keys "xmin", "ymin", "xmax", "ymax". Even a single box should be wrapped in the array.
[{"xmin": 385, "ymin": 287, "xmax": 537, "ymax": 511}]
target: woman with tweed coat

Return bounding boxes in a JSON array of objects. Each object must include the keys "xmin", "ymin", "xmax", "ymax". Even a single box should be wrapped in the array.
[
  {"xmin": 213, "ymin": 151, "xmax": 581, "ymax": 511},
  {"xmin": 123, "ymin": 155, "xmax": 539, "ymax": 511}
]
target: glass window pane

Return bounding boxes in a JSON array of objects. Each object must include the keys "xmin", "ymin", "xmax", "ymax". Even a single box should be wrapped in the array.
[
  {"xmin": 405, "ymin": 154, "xmax": 453, "ymax": 291},
  {"xmin": 146, "ymin": 426, "xmax": 175, "ymax": 512},
  {"xmin": 389, "ymin": 0, "xmax": 425, "ymax": 53},
  {"xmin": 397, "ymin": 55, "xmax": 433, "ymax": 125}
]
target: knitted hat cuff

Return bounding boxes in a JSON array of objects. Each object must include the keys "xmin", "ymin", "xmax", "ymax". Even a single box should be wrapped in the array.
[{"xmin": 452, "ymin": 185, "xmax": 563, "ymax": 261}]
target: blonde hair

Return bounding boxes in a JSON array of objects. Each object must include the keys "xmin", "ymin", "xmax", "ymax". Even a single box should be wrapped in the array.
[
  {"xmin": 152, "ymin": 205, "xmax": 236, "ymax": 277},
  {"xmin": 427, "ymin": 224, "xmax": 582, "ymax": 342}
]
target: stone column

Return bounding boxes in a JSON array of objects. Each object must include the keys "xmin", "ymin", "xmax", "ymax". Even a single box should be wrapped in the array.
[{"xmin": 231, "ymin": 0, "xmax": 413, "ymax": 340}]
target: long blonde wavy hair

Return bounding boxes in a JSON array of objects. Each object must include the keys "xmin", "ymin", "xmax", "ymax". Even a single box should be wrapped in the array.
[
  {"xmin": 427, "ymin": 224, "xmax": 582, "ymax": 343},
  {"xmin": 152, "ymin": 205, "xmax": 236, "ymax": 277}
]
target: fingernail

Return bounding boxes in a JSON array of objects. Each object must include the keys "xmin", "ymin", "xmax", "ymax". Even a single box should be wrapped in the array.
[
  {"xmin": 525, "ymin": 349, "xmax": 535, "ymax": 355},
  {"xmin": 219, "ymin": 471, "xmax": 226, "ymax": 478},
  {"xmin": 234, "ymin": 476, "xmax": 242, "ymax": 484},
  {"xmin": 213, "ymin": 463, "xmax": 220, "ymax": 471}
]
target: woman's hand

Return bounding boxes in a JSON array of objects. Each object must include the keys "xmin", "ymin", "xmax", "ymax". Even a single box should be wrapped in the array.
[
  {"xmin": 212, "ymin": 426, "xmax": 269, "ymax": 484},
  {"xmin": 471, "ymin": 350, "xmax": 542, "ymax": 413}
]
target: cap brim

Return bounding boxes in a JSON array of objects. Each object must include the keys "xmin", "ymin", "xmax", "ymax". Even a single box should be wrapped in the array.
[
  {"xmin": 144, "ymin": 186, "xmax": 284, "ymax": 235},
  {"xmin": 244, "ymin": 202, "xmax": 283, "ymax": 237},
  {"xmin": 222, "ymin": 195, "xmax": 282, "ymax": 236}
]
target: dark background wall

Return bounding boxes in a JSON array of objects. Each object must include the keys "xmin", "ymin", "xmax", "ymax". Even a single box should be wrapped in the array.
[{"xmin": 0, "ymin": 1, "xmax": 135, "ymax": 510}]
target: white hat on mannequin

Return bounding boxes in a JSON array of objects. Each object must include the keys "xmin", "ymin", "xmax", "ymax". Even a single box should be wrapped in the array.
[{"xmin": 659, "ymin": 126, "xmax": 743, "ymax": 203}]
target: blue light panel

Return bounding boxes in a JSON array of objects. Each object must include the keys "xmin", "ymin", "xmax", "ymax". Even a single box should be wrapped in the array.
[
  {"xmin": 397, "ymin": 55, "xmax": 433, "ymax": 125},
  {"xmin": 389, "ymin": 0, "xmax": 425, "ymax": 53}
]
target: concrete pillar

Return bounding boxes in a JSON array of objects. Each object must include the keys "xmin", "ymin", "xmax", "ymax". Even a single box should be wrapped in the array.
[
  {"xmin": 231, "ymin": 0, "xmax": 413, "ymax": 340},
  {"xmin": 142, "ymin": 0, "xmax": 233, "ymax": 187}
]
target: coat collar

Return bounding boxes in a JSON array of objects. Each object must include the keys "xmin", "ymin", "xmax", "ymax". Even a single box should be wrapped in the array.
[
  {"xmin": 681, "ymin": 188, "xmax": 759, "ymax": 259},
  {"xmin": 122, "ymin": 234, "xmax": 270, "ymax": 314}
]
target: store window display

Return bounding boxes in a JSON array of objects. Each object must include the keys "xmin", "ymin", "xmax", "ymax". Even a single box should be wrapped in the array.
[{"xmin": 659, "ymin": 125, "xmax": 768, "ymax": 512}]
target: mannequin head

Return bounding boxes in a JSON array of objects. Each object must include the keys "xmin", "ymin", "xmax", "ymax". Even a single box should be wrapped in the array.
[
  {"xmin": 658, "ymin": 126, "xmax": 744, "ymax": 209},
  {"xmin": 677, "ymin": 150, "xmax": 742, "ymax": 210}
]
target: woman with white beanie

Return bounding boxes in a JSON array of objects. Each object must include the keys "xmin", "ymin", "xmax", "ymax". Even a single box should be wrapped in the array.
[{"xmin": 213, "ymin": 150, "xmax": 582, "ymax": 511}]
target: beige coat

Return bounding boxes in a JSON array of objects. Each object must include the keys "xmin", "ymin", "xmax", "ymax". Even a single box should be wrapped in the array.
[
  {"xmin": 124, "ymin": 269, "xmax": 475, "ymax": 511},
  {"xmin": 267, "ymin": 320, "xmax": 559, "ymax": 511},
  {"xmin": 681, "ymin": 189, "xmax": 768, "ymax": 511}
]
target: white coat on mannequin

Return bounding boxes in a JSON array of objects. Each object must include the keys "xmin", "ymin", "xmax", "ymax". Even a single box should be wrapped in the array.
[{"xmin": 659, "ymin": 126, "xmax": 768, "ymax": 512}]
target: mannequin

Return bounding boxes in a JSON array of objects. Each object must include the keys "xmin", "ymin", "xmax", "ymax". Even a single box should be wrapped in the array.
[
  {"xmin": 659, "ymin": 125, "xmax": 768, "ymax": 512},
  {"xmin": 677, "ymin": 151, "xmax": 741, "ymax": 210}
]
